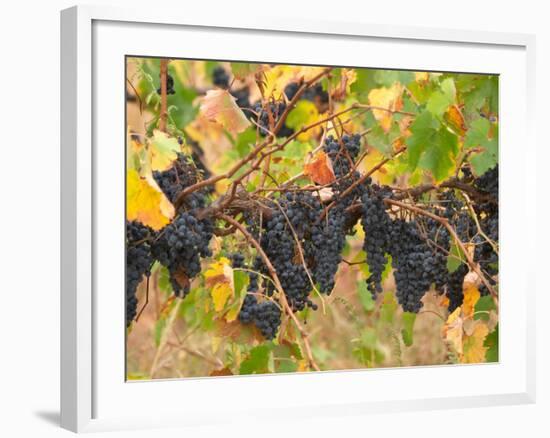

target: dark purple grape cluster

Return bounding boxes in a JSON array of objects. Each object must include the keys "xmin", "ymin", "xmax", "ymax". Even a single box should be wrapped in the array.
[
  {"xmin": 253, "ymin": 301, "xmax": 282, "ymax": 340},
  {"xmin": 303, "ymin": 83, "xmax": 329, "ymax": 107},
  {"xmin": 152, "ymin": 213, "xmax": 213, "ymax": 297},
  {"xmin": 284, "ymin": 82, "xmax": 329, "ymax": 110},
  {"xmin": 153, "ymin": 152, "xmax": 210, "ymax": 209},
  {"xmin": 311, "ymin": 206, "xmax": 347, "ymax": 295},
  {"xmin": 472, "ymin": 166, "xmax": 498, "ymax": 296},
  {"xmin": 157, "ymin": 73, "xmax": 175, "ymax": 95},
  {"xmin": 323, "ymin": 134, "xmax": 364, "ymax": 208},
  {"xmin": 387, "ymin": 219, "xmax": 436, "ymax": 312},
  {"xmin": 237, "ymin": 294, "xmax": 281, "ymax": 340},
  {"xmin": 446, "ymin": 264, "xmax": 469, "ymax": 312},
  {"xmin": 260, "ymin": 201, "xmax": 312, "ymax": 310},
  {"xmin": 251, "ymin": 101, "xmax": 294, "ymax": 137},
  {"xmin": 212, "ymin": 66, "xmax": 230, "ymax": 89},
  {"xmin": 231, "ymin": 252, "xmax": 282, "ymax": 340},
  {"xmin": 229, "ymin": 252, "xmax": 245, "ymax": 269},
  {"xmin": 126, "ymin": 220, "xmax": 155, "ymax": 327},
  {"xmin": 361, "ymin": 187, "xmax": 392, "ymax": 296},
  {"xmin": 232, "ymin": 87, "xmax": 251, "ymax": 112},
  {"xmin": 238, "ymin": 294, "xmax": 258, "ymax": 325}
]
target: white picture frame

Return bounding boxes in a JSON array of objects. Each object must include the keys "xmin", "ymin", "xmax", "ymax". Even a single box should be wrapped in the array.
[{"xmin": 60, "ymin": 5, "xmax": 537, "ymax": 433}]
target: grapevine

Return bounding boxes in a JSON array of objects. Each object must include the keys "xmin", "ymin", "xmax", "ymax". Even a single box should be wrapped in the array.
[{"xmin": 125, "ymin": 58, "xmax": 500, "ymax": 377}]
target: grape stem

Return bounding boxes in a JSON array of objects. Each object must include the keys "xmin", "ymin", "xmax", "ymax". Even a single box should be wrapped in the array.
[
  {"xmin": 218, "ymin": 213, "xmax": 321, "ymax": 372},
  {"xmin": 159, "ymin": 59, "xmax": 169, "ymax": 132}
]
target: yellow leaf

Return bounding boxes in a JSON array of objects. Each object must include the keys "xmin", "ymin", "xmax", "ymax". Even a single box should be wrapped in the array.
[
  {"xmin": 462, "ymin": 282, "xmax": 481, "ymax": 318},
  {"xmin": 297, "ymin": 360, "xmax": 309, "ymax": 372},
  {"xmin": 205, "ymin": 258, "xmax": 235, "ymax": 312},
  {"xmin": 200, "ymin": 89, "xmax": 250, "ymax": 135},
  {"xmin": 304, "ymin": 151, "xmax": 336, "ymax": 185},
  {"xmin": 445, "ymin": 105, "xmax": 467, "ymax": 136},
  {"xmin": 211, "ymin": 336, "xmax": 223, "ymax": 354},
  {"xmin": 211, "ymin": 283, "xmax": 232, "ymax": 312},
  {"xmin": 462, "ymin": 321, "xmax": 489, "ymax": 363},
  {"xmin": 262, "ymin": 65, "xmax": 297, "ymax": 99},
  {"xmin": 262, "ymin": 65, "xmax": 325, "ymax": 100},
  {"xmin": 415, "ymin": 71, "xmax": 429, "ymax": 82},
  {"xmin": 357, "ymin": 149, "xmax": 394, "ymax": 185},
  {"xmin": 126, "ymin": 169, "xmax": 174, "ymax": 230},
  {"xmin": 285, "ymin": 100, "xmax": 320, "ymax": 141},
  {"xmin": 443, "ymin": 307, "xmax": 463, "ymax": 355},
  {"xmin": 149, "ymin": 130, "xmax": 181, "ymax": 171},
  {"xmin": 225, "ymin": 303, "xmax": 241, "ymax": 323},
  {"xmin": 368, "ymin": 83, "xmax": 404, "ymax": 133},
  {"xmin": 295, "ymin": 66, "xmax": 327, "ymax": 83}
]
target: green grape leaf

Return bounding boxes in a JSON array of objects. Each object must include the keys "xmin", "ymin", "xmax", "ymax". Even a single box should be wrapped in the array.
[
  {"xmin": 350, "ymin": 69, "xmax": 377, "ymax": 96},
  {"xmin": 233, "ymin": 269, "xmax": 249, "ymax": 298},
  {"xmin": 464, "ymin": 118, "xmax": 498, "ymax": 175},
  {"xmin": 285, "ymin": 100, "xmax": 318, "ymax": 130},
  {"xmin": 401, "ymin": 312, "xmax": 417, "ymax": 347},
  {"xmin": 484, "ymin": 325, "xmax": 499, "ymax": 362},
  {"xmin": 427, "ymin": 78, "xmax": 456, "ymax": 118},
  {"xmin": 231, "ymin": 62, "xmax": 263, "ymax": 80},
  {"xmin": 233, "ymin": 126, "xmax": 257, "ymax": 158},
  {"xmin": 239, "ymin": 344, "xmax": 273, "ymax": 375},
  {"xmin": 357, "ymin": 280, "xmax": 375, "ymax": 313},
  {"xmin": 474, "ymin": 295, "xmax": 497, "ymax": 321},
  {"xmin": 374, "ymin": 70, "xmax": 414, "ymax": 87},
  {"xmin": 276, "ymin": 360, "xmax": 298, "ymax": 373},
  {"xmin": 446, "ymin": 241, "xmax": 464, "ymax": 273},
  {"xmin": 366, "ymin": 125, "xmax": 393, "ymax": 156},
  {"xmin": 406, "ymin": 110, "xmax": 458, "ymax": 181},
  {"xmin": 380, "ymin": 291, "xmax": 398, "ymax": 324}
]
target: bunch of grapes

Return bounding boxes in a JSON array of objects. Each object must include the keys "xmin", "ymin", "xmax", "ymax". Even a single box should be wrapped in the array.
[
  {"xmin": 152, "ymin": 213, "xmax": 213, "ymax": 297},
  {"xmin": 212, "ymin": 66, "xmax": 230, "ymax": 89},
  {"xmin": 424, "ymin": 218, "xmax": 451, "ymax": 291},
  {"xmin": 303, "ymin": 83, "xmax": 329, "ymax": 108},
  {"xmin": 472, "ymin": 166, "xmax": 499, "ymax": 295},
  {"xmin": 260, "ymin": 205, "xmax": 311, "ymax": 310},
  {"xmin": 153, "ymin": 152, "xmax": 210, "ymax": 209},
  {"xmin": 445, "ymin": 264, "xmax": 469, "ymax": 312},
  {"xmin": 323, "ymin": 134, "xmax": 364, "ymax": 208},
  {"xmin": 311, "ymin": 206, "xmax": 347, "ymax": 295},
  {"xmin": 237, "ymin": 294, "xmax": 281, "ymax": 340},
  {"xmin": 284, "ymin": 82, "xmax": 329, "ymax": 111},
  {"xmin": 126, "ymin": 220, "xmax": 155, "ymax": 327},
  {"xmin": 361, "ymin": 185, "xmax": 392, "ymax": 295},
  {"xmin": 230, "ymin": 254, "xmax": 282, "ymax": 340},
  {"xmin": 251, "ymin": 101, "xmax": 294, "ymax": 137},
  {"xmin": 232, "ymin": 87, "xmax": 251, "ymax": 113},
  {"xmin": 157, "ymin": 73, "xmax": 175, "ymax": 95},
  {"xmin": 152, "ymin": 153, "xmax": 214, "ymax": 297}
]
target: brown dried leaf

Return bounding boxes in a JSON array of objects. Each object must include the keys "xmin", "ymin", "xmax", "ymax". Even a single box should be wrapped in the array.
[
  {"xmin": 209, "ymin": 367, "xmax": 233, "ymax": 377},
  {"xmin": 304, "ymin": 151, "xmax": 336, "ymax": 185}
]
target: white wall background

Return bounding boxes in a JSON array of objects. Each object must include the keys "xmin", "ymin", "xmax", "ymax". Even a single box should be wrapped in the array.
[{"xmin": 0, "ymin": 1, "xmax": 546, "ymax": 437}]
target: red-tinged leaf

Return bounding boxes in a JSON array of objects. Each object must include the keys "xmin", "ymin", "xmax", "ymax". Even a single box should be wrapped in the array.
[
  {"xmin": 200, "ymin": 89, "xmax": 250, "ymax": 135},
  {"xmin": 304, "ymin": 151, "xmax": 336, "ymax": 185}
]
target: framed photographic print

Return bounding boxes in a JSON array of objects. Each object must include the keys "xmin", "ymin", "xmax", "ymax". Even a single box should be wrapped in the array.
[{"xmin": 61, "ymin": 5, "xmax": 536, "ymax": 433}]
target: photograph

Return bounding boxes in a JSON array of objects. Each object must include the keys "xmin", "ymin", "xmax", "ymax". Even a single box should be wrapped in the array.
[{"xmin": 125, "ymin": 57, "xmax": 499, "ymax": 379}]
